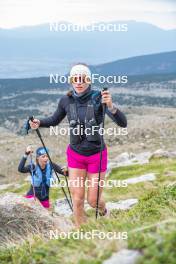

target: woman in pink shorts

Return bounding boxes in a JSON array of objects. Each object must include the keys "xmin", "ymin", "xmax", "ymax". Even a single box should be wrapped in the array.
[{"xmin": 30, "ymin": 63, "xmax": 127, "ymax": 227}]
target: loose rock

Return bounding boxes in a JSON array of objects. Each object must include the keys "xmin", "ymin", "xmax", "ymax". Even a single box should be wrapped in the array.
[
  {"xmin": 125, "ymin": 173, "xmax": 156, "ymax": 184},
  {"xmin": 103, "ymin": 249, "xmax": 141, "ymax": 264}
]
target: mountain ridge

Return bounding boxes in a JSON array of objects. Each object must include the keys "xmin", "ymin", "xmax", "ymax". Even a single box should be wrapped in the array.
[{"xmin": 0, "ymin": 21, "xmax": 175, "ymax": 64}]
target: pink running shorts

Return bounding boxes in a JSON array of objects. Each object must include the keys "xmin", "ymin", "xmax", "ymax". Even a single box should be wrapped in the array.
[
  {"xmin": 24, "ymin": 195, "xmax": 50, "ymax": 208},
  {"xmin": 66, "ymin": 145, "xmax": 108, "ymax": 173}
]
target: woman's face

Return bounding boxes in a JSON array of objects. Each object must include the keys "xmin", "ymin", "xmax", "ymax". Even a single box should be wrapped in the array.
[
  {"xmin": 71, "ymin": 74, "xmax": 90, "ymax": 94},
  {"xmin": 37, "ymin": 154, "xmax": 48, "ymax": 167}
]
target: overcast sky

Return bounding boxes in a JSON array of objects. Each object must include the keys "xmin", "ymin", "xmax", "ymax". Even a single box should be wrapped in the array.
[{"xmin": 0, "ymin": 0, "xmax": 175, "ymax": 29}]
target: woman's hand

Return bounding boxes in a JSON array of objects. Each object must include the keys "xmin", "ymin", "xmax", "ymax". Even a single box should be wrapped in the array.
[
  {"xmin": 29, "ymin": 119, "xmax": 40, "ymax": 130},
  {"xmin": 61, "ymin": 166, "xmax": 69, "ymax": 176},
  {"xmin": 25, "ymin": 145, "xmax": 33, "ymax": 155},
  {"xmin": 101, "ymin": 90, "xmax": 113, "ymax": 108}
]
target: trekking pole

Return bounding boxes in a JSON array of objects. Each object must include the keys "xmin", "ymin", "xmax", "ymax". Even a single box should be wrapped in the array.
[
  {"xmin": 28, "ymin": 117, "xmax": 73, "ymax": 212},
  {"xmin": 95, "ymin": 87, "xmax": 107, "ymax": 219},
  {"xmin": 29, "ymin": 152, "xmax": 36, "ymax": 201}
]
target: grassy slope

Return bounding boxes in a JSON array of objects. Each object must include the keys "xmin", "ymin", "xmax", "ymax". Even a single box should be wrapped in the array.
[{"xmin": 0, "ymin": 157, "xmax": 176, "ymax": 264}]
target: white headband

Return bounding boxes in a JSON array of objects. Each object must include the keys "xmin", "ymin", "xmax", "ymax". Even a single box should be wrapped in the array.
[{"xmin": 70, "ymin": 64, "xmax": 91, "ymax": 78}]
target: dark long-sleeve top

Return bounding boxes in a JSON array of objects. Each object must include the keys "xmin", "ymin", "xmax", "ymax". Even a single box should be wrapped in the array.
[{"xmin": 40, "ymin": 91, "xmax": 127, "ymax": 156}]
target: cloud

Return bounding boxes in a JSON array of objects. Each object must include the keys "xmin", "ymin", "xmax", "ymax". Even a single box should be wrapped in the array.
[{"xmin": 0, "ymin": 0, "xmax": 175, "ymax": 29}]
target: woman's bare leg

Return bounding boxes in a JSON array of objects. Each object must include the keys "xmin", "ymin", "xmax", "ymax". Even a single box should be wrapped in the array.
[
  {"xmin": 68, "ymin": 168, "xmax": 87, "ymax": 227},
  {"xmin": 87, "ymin": 171, "xmax": 106, "ymax": 213}
]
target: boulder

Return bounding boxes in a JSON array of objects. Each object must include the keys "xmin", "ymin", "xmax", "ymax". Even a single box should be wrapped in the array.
[
  {"xmin": 0, "ymin": 193, "xmax": 73, "ymax": 246},
  {"xmin": 151, "ymin": 149, "xmax": 176, "ymax": 159},
  {"xmin": 103, "ymin": 249, "xmax": 141, "ymax": 264},
  {"xmin": 113, "ymin": 152, "xmax": 152, "ymax": 167}
]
